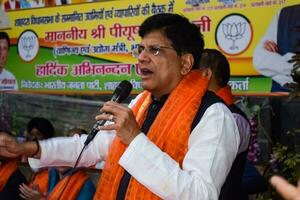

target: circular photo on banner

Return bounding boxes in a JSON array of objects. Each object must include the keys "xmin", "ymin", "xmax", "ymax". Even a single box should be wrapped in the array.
[
  {"xmin": 17, "ymin": 30, "xmax": 39, "ymax": 62},
  {"xmin": 215, "ymin": 13, "xmax": 253, "ymax": 56}
]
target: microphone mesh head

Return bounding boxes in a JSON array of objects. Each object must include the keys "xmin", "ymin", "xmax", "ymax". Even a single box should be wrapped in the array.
[{"xmin": 114, "ymin": 80, "xmax": 133, "ymax": 103}]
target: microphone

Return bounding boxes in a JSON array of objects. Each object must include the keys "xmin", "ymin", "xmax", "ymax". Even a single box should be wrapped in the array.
[{"xmin": 84, "ymin": 80, "xmax": 133, "ymax": 146}]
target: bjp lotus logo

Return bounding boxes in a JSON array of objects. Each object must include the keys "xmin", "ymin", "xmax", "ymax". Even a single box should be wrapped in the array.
[
  {"xmin": 17, "ymin": 30, "xmax": 39, "ymax": 62},
  {"xmin": 222, "ymin": 22, "xmax": 246, "ymax": 50},
  {"xmin": 215, "ymin": 14, "xmax": 253, "ymax": 56},
  {"xmin": 21, "ymin": 36, "xmax": 36, "ymax": 59}
]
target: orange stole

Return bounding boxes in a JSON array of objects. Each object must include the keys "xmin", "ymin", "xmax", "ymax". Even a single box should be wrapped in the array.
[
  {"xmin": 94, "ymin": 71, "xmax": 208, "ymax": 200},
  {"xmin": 29, "ymin": 169, "xmax": 49, "ymax": 195},
  {"xmin": 216, "ymin": 85, "xmax": 234, "ymax": 106},
  {"xmin": 47, "ymin": 170, "xmax": 89, "ymax": 200},
  {"xmin": 0, "ymin": 160, "xmax": 18, "ymax": 192}
]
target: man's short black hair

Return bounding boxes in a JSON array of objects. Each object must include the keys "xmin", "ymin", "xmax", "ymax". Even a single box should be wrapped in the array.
[
  {"xmin": 27, "ymin": 117, "xmax": 55, "ymax": 139},
  {"xmin": 139, "ymin": 13, "xmax": 204, "ymax": 70},
  {"xmin": 0, "ymin": 32, "xmax": 10, "ymax": 49},
  {"xmin": 199, "ymin": 49, "xmax": 230, "ymax": 87}
]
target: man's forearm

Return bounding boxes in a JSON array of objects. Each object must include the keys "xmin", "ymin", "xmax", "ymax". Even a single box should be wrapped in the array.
[
  {"xmin": 23, "ymin": 140, "xmax": 41, "ymax": 158},
  {"xmin": 0, "ymin": 133, "xmax": 41, "ymax": 158}
]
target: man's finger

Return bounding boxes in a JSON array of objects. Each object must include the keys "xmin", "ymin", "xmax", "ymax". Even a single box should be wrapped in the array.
[
  {"xmin": 271, "ymin": 176, "xmax": 300, "ymax": 199},
  {"xmin": 270, "ymin": 41, "xmax": 278, "ymax": 52},
  {"xmin": 0, "ymin": 147, "xmax": 18, "ymax": 158},
  {"xmin": 99, "ymin": 124, "xmax": 116, "ymax": 131},
  {"xmin": 263, "ymin": 40, "xmax": 278, "ymax": 52},
  {"xmin": 95, "ymin": 113, "xmax": 113, "ymax": 122},
  {"xmin": 264, "ymin": 42, "xmax": 272, "ymax": 52}
]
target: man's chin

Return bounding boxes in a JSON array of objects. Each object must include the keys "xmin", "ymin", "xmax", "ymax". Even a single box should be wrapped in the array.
[
  {"xmin": 141, "ymin": 84, "xmax": 151, "ymax": 92},
  {"xmin": 141, "ymin": 81, "xmax": 153, "ymax": 91}
]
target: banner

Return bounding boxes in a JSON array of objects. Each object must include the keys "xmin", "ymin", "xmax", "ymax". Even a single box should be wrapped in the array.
[{"xmin": 1, "ymin": 0, "xmax": 299, "ymax": 95}]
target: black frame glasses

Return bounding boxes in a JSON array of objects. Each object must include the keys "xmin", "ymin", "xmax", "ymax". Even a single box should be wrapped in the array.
[{"xmin": 132, "ymin": 44, "xmax": 175, "ymax": 58}]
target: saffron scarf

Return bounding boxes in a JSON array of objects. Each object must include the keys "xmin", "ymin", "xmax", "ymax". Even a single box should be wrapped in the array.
[
  {"xmin": 94, "ymin": 70, "xmax": 208, "ymax": 200},
  {"xmin": 47, "ymin": 170, "xmax": 89, "ymax": 200},
  {"xmin": 216, "ymin": 85, "xmax": 234, "ymax": 106},
  {"xmin": 0, "ymin": 160, "xmax": 18, "ymax": 192},
  {"xmin": 29, "ymin": 169, "xmax": 49, "ymax": 195}
]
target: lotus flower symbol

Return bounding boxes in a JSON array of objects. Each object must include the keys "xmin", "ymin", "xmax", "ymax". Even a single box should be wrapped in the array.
[
  {"xmin": 21, "ymin": 36, "xmax": 35, "ymax": 58},
  {"xmin": 222, "ymin": 22, "xmax": 246, "ymax": 50}
]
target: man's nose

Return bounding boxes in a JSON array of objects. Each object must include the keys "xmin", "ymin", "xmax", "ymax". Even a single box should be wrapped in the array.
[{"xmin": 138, "ymin": 50, "xmax": 151, "ymax": 61}]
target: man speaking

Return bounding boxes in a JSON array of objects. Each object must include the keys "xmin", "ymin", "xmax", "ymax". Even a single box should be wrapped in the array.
[{"xmin": 0, "ymin": 13, "xmax": 239, "ymax": 200}]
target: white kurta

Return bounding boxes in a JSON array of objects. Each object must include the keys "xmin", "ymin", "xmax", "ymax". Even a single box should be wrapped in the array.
[
  {"xmin": 30, "ymin": 94, "xmax": 240, "ymax": 200},
  {"xmin": 253, "ymin": 9, "xmax": 295, "ymax": 86},
  {"xmin": 0, "ymin": 68, "xmax": 18, "ymax": 91}
]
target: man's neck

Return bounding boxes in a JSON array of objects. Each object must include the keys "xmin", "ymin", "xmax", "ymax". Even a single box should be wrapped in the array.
[
  {"xmin": 0, "ymin": 67, "xmax": 3, "ymax": 73},
  {"xmin": 208, "ymin": 84, "xmax": 221, "ymax": 93}
]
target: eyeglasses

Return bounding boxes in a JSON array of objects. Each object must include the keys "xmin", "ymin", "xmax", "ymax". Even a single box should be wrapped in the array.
[{"xmin": 132, "ymin": 44, "xmax": 175, "ymax": 58}]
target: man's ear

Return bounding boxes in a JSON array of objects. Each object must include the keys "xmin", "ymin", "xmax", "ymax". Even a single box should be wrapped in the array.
[
  {"xmin": 180, "ymin": 53, "xmax": 194, "ymax": 75},
  {"xmin": 203, "ymin": 68, "xmax": 212, "ymax": 79},
  {"xmin": 199, "ymin": 68, "xmax": 212, "ymax": 79}
]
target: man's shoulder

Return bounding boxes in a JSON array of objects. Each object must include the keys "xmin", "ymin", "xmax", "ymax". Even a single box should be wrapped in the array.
[
  {"xmin": 199, "ymin": 91, "xmax": 227, "ymax": 114},
  {"xmin": 281, "ymin": 4, "xmax": 300, "ymax": 12},
  {"xmin": 202, "ymin": 91, "xmax": 224, "ymax": 104},
  {"xmin": 228, "ymin": 104, "xmax": 249, "ymax": 121},
  {"xmin": 191, "ymin": 91, "xmax": 226, "ymax": 130},
  {"xmin": 279, "ymin": 4, "xmax": 300, "ymax": 19}
]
